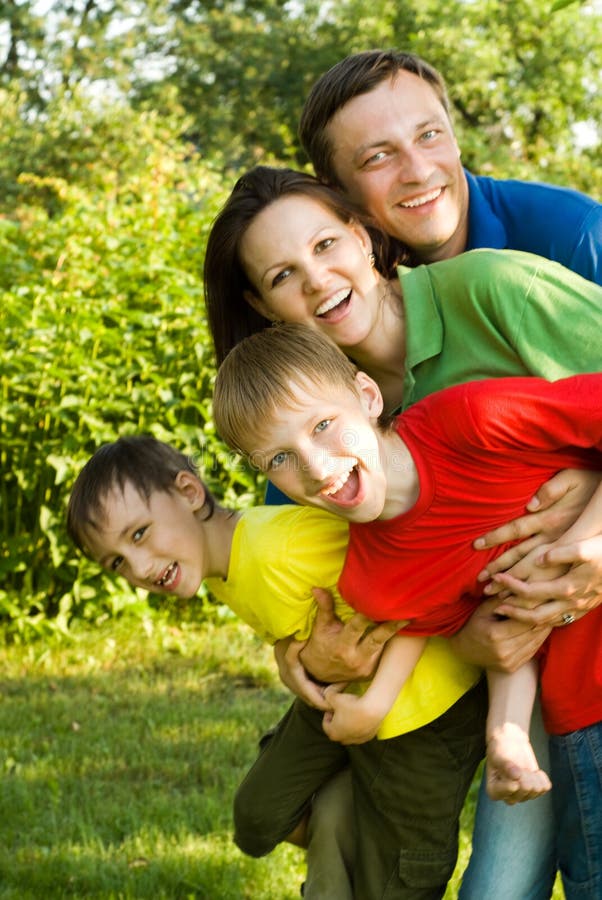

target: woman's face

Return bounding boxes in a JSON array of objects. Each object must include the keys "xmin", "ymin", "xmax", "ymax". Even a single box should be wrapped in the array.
[{"xmin": 239, "ymin": 194, "xmax": 382, "ymax": 350}]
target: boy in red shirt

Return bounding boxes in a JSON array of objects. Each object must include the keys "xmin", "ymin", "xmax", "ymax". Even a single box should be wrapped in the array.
[{"xmin": 213, "ymin": 323, "xmax": 602, "ymax": 899}]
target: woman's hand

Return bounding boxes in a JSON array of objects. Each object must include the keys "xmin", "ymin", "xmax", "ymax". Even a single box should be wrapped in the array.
[
  {"xmin": 490, "ymin": 535, "xmax": 602, "ymax": 626},
  {"xmin": 474, "ymin": 469, "xmax": 601, "ymax": 579}
]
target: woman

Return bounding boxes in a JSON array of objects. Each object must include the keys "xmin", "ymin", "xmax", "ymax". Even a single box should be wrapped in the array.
[
  {"xmin": 204, "ymin": 166, "xmax": 602, "ymax": 900},
  {"xmin": 205, "ymin": 168, "xmax": 408, "ymax": 412}
]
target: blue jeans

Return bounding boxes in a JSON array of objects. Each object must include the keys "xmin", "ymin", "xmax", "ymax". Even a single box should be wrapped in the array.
[
  {"xmin": 550, "ymin": 719, "xmax": 602, "ymax": 899},
  {"xmin": 459, "ymin": 698, "xmax": 557, "ymax": 900}
]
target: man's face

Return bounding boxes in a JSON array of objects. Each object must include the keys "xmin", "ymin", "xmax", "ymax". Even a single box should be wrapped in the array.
[
  {"xmin": 246, "ymin": 374, "xmax": 389, "ymax": 523},
  {"xmin": 83, "ymin": 477, "xmax": 208, "ymax": 599},
  {"xmin": 325, "ymin": 72, "xmax": 469, "ymax": 262}
]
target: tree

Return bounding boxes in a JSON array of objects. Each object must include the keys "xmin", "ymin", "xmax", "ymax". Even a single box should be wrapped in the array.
[{"xmin": 2, "ymin": 0, "xmax": 599, "ymax": 190}]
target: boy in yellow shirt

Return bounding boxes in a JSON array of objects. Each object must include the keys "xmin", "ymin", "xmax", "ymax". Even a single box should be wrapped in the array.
[{"xmin": 67, "ymin": 433, "xmax": 486, "ymax": 899}]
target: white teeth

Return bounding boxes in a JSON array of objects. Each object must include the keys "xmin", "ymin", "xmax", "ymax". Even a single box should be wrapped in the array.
[
  {"xmin": 315, "ymin": 289, "xmax": 350, "ymax": 317},
  {"xmin": 157, "ymin": 563, "xmax": 177, "ymax": 587},
  {"xmin": 400, "ymin": 188, "xmax": 442, "ymax": 209},
  {"xmin": 321, "ymin": 467, "xmax": 353, "ymax": 497}
]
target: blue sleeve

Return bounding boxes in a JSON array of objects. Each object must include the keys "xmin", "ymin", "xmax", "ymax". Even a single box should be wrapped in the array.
[{"xmin": 265, "ymin": 481, "xmax": 296, "ymax": 506}]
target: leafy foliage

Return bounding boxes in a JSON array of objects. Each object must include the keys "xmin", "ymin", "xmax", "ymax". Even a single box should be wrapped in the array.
[
  {"xmin": 1, "ymin": 0, "xmax": 600, "ymax": 191},
  {"xmin": 1, "ymin": 125, "xmax": 263, "ymax": 635}
]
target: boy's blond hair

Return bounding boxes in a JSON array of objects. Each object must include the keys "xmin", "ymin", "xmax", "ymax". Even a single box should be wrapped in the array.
[{"xmin": 213, "ymin": 323, "xmax": 359, "ymax": 456}]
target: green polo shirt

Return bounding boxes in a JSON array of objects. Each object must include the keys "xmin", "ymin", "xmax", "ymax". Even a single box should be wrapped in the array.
[{"xmin": 400, "ymin": 248, "xmax": 602, "ymax": 410}]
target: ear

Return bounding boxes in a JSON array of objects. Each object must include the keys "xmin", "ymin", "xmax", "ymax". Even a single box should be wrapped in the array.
[
  {"xmin": 355, "ymin": 371, "xmax": 384, "ymax": 420},
  {"xmin": 174, "ymin": 470, "xmax": 207, "ymax": 512},
  {"xmin": 243, "ymin": 288, "xmax": 276, "ymax": 322}
]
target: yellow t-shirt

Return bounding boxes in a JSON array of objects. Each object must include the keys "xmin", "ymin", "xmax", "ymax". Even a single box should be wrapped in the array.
[{"xmin": 206, "ymin": 505, "xmax": 480, "ymax": 740}]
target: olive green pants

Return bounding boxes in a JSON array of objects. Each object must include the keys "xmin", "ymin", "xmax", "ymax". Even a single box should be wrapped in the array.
[{"xmin": 234, "ymin": 678, "xmax": 487, "ymax": 900}]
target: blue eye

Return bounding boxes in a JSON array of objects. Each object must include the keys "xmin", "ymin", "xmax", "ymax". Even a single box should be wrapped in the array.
[
  {"xmin": 363, "ymin": 150, "xmax": 387, "ymax": 167},
  {"xmin": 270, "ymin": 451, "xmax": 288, "ymax": 469},
  {"xmin": 315, "ymin": 419, "xmax": 331, "ymax": 434}
]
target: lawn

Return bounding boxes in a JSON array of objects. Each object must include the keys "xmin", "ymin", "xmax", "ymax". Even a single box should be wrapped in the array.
[{"xmin": 0, "ymin": 612, "xmax": 564, "ymax": 899}]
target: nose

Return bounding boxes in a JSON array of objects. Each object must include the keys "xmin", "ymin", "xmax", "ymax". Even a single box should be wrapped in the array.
[
  {"xmin": 302, "ymin": 448, "xmax": 336, "ymax": 483},
  {"xmin": 302, "ymin": 260, "xmax": 330, "ymax": 294},
  {"xmin": 396, "ymin": 145, "xmax": 434, "ymax": 184},
  {"xmin": 128, "ymin": 548, "xmax": 154, "ymax": 582}
]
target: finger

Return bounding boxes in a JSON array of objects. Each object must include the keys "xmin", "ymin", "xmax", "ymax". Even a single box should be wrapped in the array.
[
  {"xmin": 311, "ymin": 586, "xmax": 338, "ymax": 621},
  {"xmin": 497, "ymin": 598, "xmax": 569, "ymax": 626},
  {"xmin": 476, "ymin": 534, "xmax": 548, "ymax": 578},
  {"xmin": 487, "ymin": 625, "xmax": 551, "ymax": 668},
  {"xmin": 474, "ymin": 515, "xmax": 543, "ymax": 550},
  {"xmin": 527, "ymin": 469, "xmax": 597, "ymax": 510},
  {"xmin": 340, "ymin": 612, "xmax": 380, "ymax": 642},
  {"xmin": 323, "ymin": 682, "xmax": 348, "ymax": 703},
  {"xmin": 490, "ymin": 572, "xmax": 565, "ymax": 606},
  {"xmin": 539, "ymin": 540, "xmax": 597, "ymax": 566},
  {"xmin": 362, "ymin": 619, "xmax": 408, "ymax": 646},
  {"xmin": 300, "ymin": 682, "xmax": 331, "ymax": 711}
]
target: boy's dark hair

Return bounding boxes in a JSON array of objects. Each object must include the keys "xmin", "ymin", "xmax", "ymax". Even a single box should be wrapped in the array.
[
  {"xmin": 204, "ymin": 165, "xmax": 406, "ymax": 366},
  {"xmin": 67, "ymin": 435, "xmax": 215, "ymax": 554},
  {"xmin": 299, "ymin": 49, "xmax": 451, "ymax": 186}
]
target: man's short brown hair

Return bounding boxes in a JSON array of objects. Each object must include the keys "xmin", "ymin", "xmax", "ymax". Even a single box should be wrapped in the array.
[{"xmin": 299, "ymin": 49, "xmax": 451, "ymax": 186}]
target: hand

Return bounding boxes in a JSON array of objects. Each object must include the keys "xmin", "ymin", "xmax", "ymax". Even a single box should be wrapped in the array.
[
  {"xmin": 273, "ymin": 637, "xmax": 330, "ymax": 710},
  {"xmin": 447, "ymin": 597, "xmax": 550, "ymax": 672},
  {"xmin": 321, "ymin": 684, "xmax": 382, "ymax": 745},
  {"xmin": 474, "ymin": 469, "xmax": 601, "ymax": 579},
  {"xmin": 486, "ymin": 722, "xmax": 552, "ymax": 804},
  {"xmin": 490, "ymin": 536, "xmax": 602, "ymax": 625},
  {"xmin": 299, "ymin": 587, "xmax": 406, "ymax": 684}
]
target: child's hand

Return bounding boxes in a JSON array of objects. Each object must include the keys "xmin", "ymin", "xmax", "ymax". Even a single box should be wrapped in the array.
[
  {"xmin": 321, "ymin": 684, "xmax": 382, "ymax": 745},
  {"xmin": 486, "ymin": 722, "xmax": 551, "ymax": 804}
]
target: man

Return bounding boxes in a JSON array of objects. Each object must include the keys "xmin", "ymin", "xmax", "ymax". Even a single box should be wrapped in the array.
[{"xmin": 299, "ymin": 49, "xmax": 602, "ymax": 281}]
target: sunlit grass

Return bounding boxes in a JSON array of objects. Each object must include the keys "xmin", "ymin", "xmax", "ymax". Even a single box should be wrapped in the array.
[{"xmin": 0, "ymin": 614, "xmax": 564, "ymax": 898}]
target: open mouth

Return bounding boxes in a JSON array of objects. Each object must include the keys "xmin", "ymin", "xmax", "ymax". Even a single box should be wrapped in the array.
[
  {"xmin": 155, "ymin": 561, "xmax": 179, "ymax": 589},
  {"xmin": 399, "ymin": 187, "xmax": 443, "ymax": 209},
  {"xmin": 319, "ymin": 464, "xmax": 362, "ymax": 506},
  {"xmin": 315, "ymin": 289, "xmax": 352, "ymax": 320}
]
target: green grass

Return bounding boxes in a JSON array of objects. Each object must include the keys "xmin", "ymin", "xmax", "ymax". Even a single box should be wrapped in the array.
[{"xmin": 0, "ymin": 613, "xmax": 564, "ymax": 899}]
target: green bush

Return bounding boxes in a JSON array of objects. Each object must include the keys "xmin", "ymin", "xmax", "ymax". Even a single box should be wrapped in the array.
[{"xmin": 1, "ymin": 140, "xmax": 262, "ymax": 637}]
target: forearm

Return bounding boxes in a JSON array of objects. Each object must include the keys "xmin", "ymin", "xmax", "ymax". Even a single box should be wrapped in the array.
[
  {"xmin": 486, "ymin": 659, "xmax": 538, "ymax": 739},
  {"xmin": 322, "ymin": 634, "xmax": 426, "ymax": 745},
  {"xmin": 361, "ymin": 634, "xmax": 426, "ymax": 718}
]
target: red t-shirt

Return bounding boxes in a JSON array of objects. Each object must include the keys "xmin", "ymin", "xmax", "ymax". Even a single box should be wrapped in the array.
[{"xmin": 339, "ymin": 375, "xmax": 602, "ymax": 735}]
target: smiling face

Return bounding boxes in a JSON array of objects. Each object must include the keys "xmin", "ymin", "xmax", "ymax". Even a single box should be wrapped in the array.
[
  {"xmin": 239, "ymin": 194, "xmax": 384, "ymax": 352},
  {"xmin": 82, "ymin": 474, "xmax": 209, "ymax": 599},
  {"xmin": 244, "ymin": 372, "xmax": 392, "ymax": 523},
  {"xmin": 326, "ymin": 72, "xmax": 468, "ymax": 262}
]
